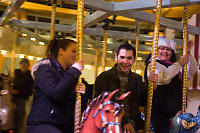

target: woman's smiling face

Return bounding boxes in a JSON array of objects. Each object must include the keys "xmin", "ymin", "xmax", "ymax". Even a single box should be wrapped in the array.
[{"xmin": 157, "ymin": 46, "xmax": 172, "ymax": 61}]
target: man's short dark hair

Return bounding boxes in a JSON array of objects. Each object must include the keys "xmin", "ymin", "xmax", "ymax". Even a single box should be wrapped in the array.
[
  {"xmin": 20, "ymin": 58, "xmax": 30, "ymax": 65},
  {"xmin": 116, "ymin": 43, "xmax": 136, "ymax": 58}
]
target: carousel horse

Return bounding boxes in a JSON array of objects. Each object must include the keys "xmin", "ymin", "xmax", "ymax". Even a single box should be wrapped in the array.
[
  {"xmin": 78, "ymin": 90, "xmax": 130, "ymax": 133},
  {"xmin": 170, "ymin": 106, "xmax": 200, "ymax": 133}
]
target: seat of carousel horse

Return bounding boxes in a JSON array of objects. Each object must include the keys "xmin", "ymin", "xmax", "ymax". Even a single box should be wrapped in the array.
[{"xmin": 170, "ymin": 106, "xmax": 200, "ymax": 133}]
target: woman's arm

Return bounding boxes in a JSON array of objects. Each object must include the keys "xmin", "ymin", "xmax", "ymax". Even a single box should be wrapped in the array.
[
  {"xmin": 186, "ymin": 54, "xmax": 198, "ymax": 80},
  {"xmin": 147, "ymin": 62, "xmax": 182, "ymax": 85},
  {"xmin": 35, "ymin": 65, "xmax": 81, "ymax": 101}
]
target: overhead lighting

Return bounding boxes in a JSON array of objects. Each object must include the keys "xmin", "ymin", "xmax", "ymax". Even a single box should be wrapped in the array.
[
  {"xmin": 84, "ymin": 65, "xmax": 91, "ymax": 69},
  {"xmin": 138, "ymin": 51, "xmax": 151, "ymax": 55},
  {"xmin": 87, "ymin": 44, "xmax": 93, "ymax": 47},
  {"xmin": 28, "ymin": 56, "xmax": 33, "ymax": 60},
  {"xmin": 39, "ymin": 42, "xmax": 45, "ymax": 45},
  {"xmin": 136, "ymin": 70, "xmax": 142, "ymax": 74},
  {"xmin": 107, "ymin": 51, "xmax": 113, "ymax": 54},
  {"xmin": 145, "ymin": 42, "xmax": 152, "ymax": 45},
  {"xmin": 22, "ymin": 33, "xmax": 27, "ymax": 37},
  {"xmin": 18, "ymin": 54, "xmax": 25, "ymax": 58},
  {"xmin": 137, "ymin": 57, "xmax": 142, "ymax": 61},
  {"xmin": 105, "ymin": 67, "xmax": 111, "ymax": 71},
  {"xmin": 107, "ymin": 38, "xmax": 113, "ymax": 44},
  {"xmin": 148, "ymin": 31, "xmax": 164, "ymax": 37},
  {"xmin": 30, "ymin": 38, "xmax": 36, "ymax": 41},
  {"xmin": 37, "ymin": 57, "xmax": 43, "ymax": 61},
  {"xmin": 0, "ymin": 50, "xmax": 7, "ymax": 55},
  {"xmin": 1, "ymin": 108, "xmax": 7, "ymax": 113}
]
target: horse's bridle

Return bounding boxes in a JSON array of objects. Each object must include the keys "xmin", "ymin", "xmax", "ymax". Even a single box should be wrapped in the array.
[{"xmin": 93, "ymin": 100, "xmax": 122, "ymax": 133}]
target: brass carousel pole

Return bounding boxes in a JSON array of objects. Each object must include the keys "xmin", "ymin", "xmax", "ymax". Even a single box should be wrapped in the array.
[
  {"xmin": 133, "ymin": 20, "xmax": 140, "ymax": 72},
  {"xmin": 145, "ymin": 0, "xmax": 162, "ymax": 132},
  {"xmin": 93, "ymin": 48, "xmax": 100, "ymax": 98},
  {"xmin": 182, "ymin": 6, "xmax": 188, "ymax": 113},
  {"xmin": 50, "ymin": 0, "xmax": 57, "ymax": 41},
  {"xmin": 10, "ymin": 30, "xmax": 18, "ymax": 80},
  {"xmin": 74, "ymin": 0, "xmax": 84, "ymax": 132},
  {"xmin": 102, "ymin": 30, "xmax": 108, "ymax": 72},
  {"xmin": 10, "ymin": 12, "xmax": 19, "ymax": 84}
]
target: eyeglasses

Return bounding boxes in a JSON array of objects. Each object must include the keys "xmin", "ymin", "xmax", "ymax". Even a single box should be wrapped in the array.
[{"xmin": 158, "ymin": 46, "xmax": 172, "ymax": 51}]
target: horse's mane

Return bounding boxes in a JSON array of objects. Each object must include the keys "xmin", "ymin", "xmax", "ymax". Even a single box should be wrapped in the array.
[{"xmin": 79, "ymin": 92, "xmax": 109, "ymax": 128}]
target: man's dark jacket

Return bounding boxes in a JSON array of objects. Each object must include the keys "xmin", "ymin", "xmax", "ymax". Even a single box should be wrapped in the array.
[
  {"xmin": 27, "ymin": 59, "xmax": 81, "ymax": 133},
  {"xmin": 95, "ymin": 64, "xmax": 147, "ymax": 131},
  {"xmin": 13, "ymin": 69, "xmax": 34, "ymax": 98}
]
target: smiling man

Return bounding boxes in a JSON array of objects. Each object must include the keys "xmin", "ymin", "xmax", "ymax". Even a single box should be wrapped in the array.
[{"xmin": 94, "ymin": 43, "xmax": 156, "ymax": 133}]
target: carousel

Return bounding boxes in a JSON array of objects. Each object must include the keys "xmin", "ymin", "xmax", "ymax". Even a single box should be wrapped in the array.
[{"xmin": 0, "ymin": 0, "xmax": 200, "ymax": 133}]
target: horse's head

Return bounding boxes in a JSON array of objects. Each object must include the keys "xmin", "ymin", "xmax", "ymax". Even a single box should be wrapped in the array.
[
  {"xmin": 79, "ymin": 90, "xmax": 130, "ymax": 133},
  {"xmin": 93, "ymin": 90, "xmax": 130, "ymax": 133},
  {"xmin": 170, "ymin": 105, "xmax": 200, "ymax": 133}
]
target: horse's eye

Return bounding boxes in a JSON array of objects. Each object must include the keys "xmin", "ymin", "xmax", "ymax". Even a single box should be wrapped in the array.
[{"xmin": 105, "ymin": 110, "xmax": 110, "ymax": 113}]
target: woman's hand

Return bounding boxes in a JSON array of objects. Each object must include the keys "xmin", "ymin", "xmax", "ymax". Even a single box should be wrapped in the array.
[
  {"xmin": 72, "ymin": 60, "xmax": 84, "ymax": 71},
  {"xmin": 148, "ymin": 73, "xmax": 158, "ymax": 89},
  {"xmin": 75, "ymin": 82, "xmax": 85, "ymax": 94},
  {"xmin": 178, "ymin": 54, "xmax": 189, "ymax": 66}
]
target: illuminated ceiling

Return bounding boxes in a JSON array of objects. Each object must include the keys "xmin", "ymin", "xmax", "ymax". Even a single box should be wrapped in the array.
[{"xmin": 0, "ymin": 0, "xmax": 199, "ymax": 60}]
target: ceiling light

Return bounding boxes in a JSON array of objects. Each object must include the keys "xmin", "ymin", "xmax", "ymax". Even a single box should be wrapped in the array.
[
  {"xmin": 39, "ymin": 42, "xmax": 45, "ymax": 45},
  {"xmin": 136, "ymin": 70, "xmax": 142, "ymax": 74},
  {"xmin": 138, "ymin": 51, "xmax": 151, "ymax": 55},
  {"xmin": 105, "ymin": 67, "xmax": 111, "ymax": 71},
  {"xmin": 87, "ymin": 44, "xmax": 93, "ymax": 47},
  {"xmin": 107, "ymin": 51, "xmax": 113, "ymax": 54},
  {"xmin": 137, "ymin": 57, "xmax": 142, "ymax": 61},
  {"xmin": 37, "ymin": 57, "xmax": 43, "ymax": 61},
  {"xmin": 0, "ymin": 50, "xmax": 7, "ymax": 55},
  {"xmin": 107, "ymin": 38, "xmax": 113, "ymax": 44},
  {"xmin": 18, "ymin": 54, "xmax": 24, "ymax": 58},
  {"xmin": 30, "ymin": 38, "xmax": 36, "ymax": 41},
  {"xmin": 84, "ymin": 65, "xmax": 91, "ymax": 69},
  {"xmin": 148, "ymin": 32, "xmax": 164, "ymax": 37},
  {"xmin": 145, "ymin": 42, "xmax": 152, "ymax": 45},
  {"xmin": 22, "ymin": 33, "xmax": 27, "ymax": 37},
  {"xmin": 28, "ymin": 56, "xmax": 33, "ymax": 60}
]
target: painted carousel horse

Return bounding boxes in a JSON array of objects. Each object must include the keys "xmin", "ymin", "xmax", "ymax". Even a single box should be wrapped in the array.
[
  {"xmin": 78, "ymin": 90, "xmax": 130, "ymax": 133},
  {"xmin": 170, "ymin": 106, "xmax": 200, "ymax": 133}
]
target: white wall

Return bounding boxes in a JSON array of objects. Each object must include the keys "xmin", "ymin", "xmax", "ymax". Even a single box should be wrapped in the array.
[{"xmin": 186, "ymin": 89, "xmax": 200, "ymax": 115}]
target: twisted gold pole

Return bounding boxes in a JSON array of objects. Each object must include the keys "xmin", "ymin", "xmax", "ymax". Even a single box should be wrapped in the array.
[
  {"xmin": 93, "ymin": 49, "xmax": 100, "ymax": 99},
  {"xmin": 182, "ymin": 6, "xmax": 188, "ymax": 113},
  {"xmin": 102, "ymin": 30, "xmax": 108, "ymax": 72},
  {"xmin": 10, "ymin": 30, "xmax": 18, "ymax": 79},
  {"xmin": 145, "ymin": 0, "xmax": 162, "ymax": 132},
  {"xmin": 133, "ymin": 21, "xmax": 140, "ymax": 72},
  {"xmin": 74, "ymin": 0, "xmax": 84, "ymax": 132},
  {"xmin": 50, "ymin": 0, "xmax": 57, "ymax": 41}
]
